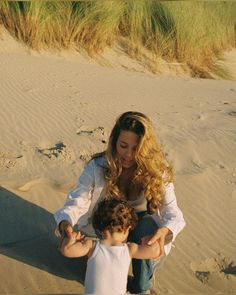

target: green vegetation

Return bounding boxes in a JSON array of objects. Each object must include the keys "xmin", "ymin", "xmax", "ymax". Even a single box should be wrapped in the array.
[{"xmin": 0, "ymin": 1, "xmax": 235, "ymax": 78}]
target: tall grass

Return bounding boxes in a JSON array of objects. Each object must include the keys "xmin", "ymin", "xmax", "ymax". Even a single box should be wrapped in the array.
[
  {"xmin": 164, "ymin": 1, "xmax": 236, "ymax": 77},
  {"xmin": 0, "ymin": 0, "xmax": 235, "ymax": 78}
]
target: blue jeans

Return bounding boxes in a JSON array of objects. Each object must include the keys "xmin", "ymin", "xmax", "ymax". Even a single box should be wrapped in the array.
[{"xmin": 128, "ymin": 211, "xmax": 159, "ymax": 293}]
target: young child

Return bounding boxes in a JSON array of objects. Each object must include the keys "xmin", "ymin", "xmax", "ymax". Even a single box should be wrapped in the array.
[{"xmin": 59, "ymin": 198, "xmax": 161, "ymax": 294}]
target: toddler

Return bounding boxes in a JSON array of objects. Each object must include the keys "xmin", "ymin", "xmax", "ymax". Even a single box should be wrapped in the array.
[{"xmin": 60, "ymin": 198, "xmax": 161, "ymax": 294}]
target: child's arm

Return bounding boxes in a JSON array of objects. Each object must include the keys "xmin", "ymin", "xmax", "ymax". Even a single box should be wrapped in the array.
[
  {"xmin": 60, "ymin": 231, "xmax": 94, "ymax": 258},
  {"xmin": 127, "ymin": 239, "xmax": 161, "ymax": 260}
]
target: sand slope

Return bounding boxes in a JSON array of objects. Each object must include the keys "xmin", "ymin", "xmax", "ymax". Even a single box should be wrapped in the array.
[{"xmin": 0, "ymin": 30, "xmax": 236, "ymax": 294}]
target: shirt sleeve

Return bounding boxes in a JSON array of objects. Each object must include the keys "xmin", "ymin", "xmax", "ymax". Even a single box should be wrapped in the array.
[
  {"xmin": 156, "ymin": 183, "xmax": 186, "ymax": 241},
  {"xmin": 54, "ymin": 160, "xmax": 95, "ymax": 227}
]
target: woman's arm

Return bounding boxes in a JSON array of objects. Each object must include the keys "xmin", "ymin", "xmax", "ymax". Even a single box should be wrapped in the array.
[
  {"xmin": 147, "ymin": 226, "xmax": 172, "ymax": 257},
  {"xmin": 128, "ymin": 240, "xmax": 161, "ymax": 260},
  {"xmin": 158, "ymin": 183, "xmax": 185, "ymax": 240},
  {"xmin": 148, "ymin": 183, "xmax": 185, "ymax": 252},
  {"xmin": 60, "ymin": 232, "xmax": 94, "ymax": 258},
  {"xmin": 54, "ymin": 160, "xmax": 96, "ymax": 228}
]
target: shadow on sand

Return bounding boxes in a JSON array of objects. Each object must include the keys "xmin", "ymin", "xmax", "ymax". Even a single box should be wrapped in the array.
[{"xmin": 0, "ymin": 186, "xmax": 87, "ymax": 284}]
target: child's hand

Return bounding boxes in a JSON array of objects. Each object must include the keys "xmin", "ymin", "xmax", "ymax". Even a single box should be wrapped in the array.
[
  {"xmin": 58, "ymin": 231, "xmax": 92, "ymax": 258},
  {"xmin": 147, "ymin": 227, "xmax": 171, "ymax": 259},
  {"xmin": 75, "ymin": 231, "xmax": 85, "ymax": 242},
  {"xmin": 59, "ymin": 231, "xmax": 85, "ymax": 253},
  {"xmin": 65, "ymin": 231, "xmax": 85, "ymax": 244},
  {"xmin": 141, "ymin": 235, "xmax": 151, "ymax": 245},
  {"xmin": 141, "ymin": 235, "xmax": 162, "ymax": 260}
]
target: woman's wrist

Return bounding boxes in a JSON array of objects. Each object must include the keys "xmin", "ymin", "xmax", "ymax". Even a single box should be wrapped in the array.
[{"xmin": 160, "ymin": 227, "xmax": 173, "ymax": 244}]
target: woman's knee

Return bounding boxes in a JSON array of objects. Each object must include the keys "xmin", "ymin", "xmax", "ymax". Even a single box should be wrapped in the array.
[{"xmin": 131, "ymin": 216, "xmax": 158, "ymax": 243}]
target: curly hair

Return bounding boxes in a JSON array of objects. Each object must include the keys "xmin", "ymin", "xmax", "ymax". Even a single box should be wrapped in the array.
[
  {"xmin": 92, "ymin": 198, "xmax": 138, "ymax": 233},
  {"xmin": 104, "ymin": 111, "xmax": 173, "ymax": 214}
]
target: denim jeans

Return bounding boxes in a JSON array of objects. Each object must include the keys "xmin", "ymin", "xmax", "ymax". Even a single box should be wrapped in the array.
[{"xmin": 128, "ymin": 211, "xmax": 159, "ymax": 293}]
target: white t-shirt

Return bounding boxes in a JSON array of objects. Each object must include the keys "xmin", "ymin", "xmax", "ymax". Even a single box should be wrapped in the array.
[{"xmin": 84, "ymin": 240, "xmax": 131, "ymax": 294}]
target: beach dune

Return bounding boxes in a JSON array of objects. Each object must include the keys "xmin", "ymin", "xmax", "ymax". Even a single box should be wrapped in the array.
[{"xmin": 0, "ymin": 30, "xmax": 236, "ymax": 294}]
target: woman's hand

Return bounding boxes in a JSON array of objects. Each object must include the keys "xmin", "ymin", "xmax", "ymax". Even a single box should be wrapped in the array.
[
  {"xmin": 147, "ymin": 227, "xmax": 172, "ymax": 258},
  {"xmin": 59, "ymin": 221, "xmax": 85, "ymax": 241},
  {"xmin": 58, "ymin": 221, "xmax": 85, "ymax": 251},
  {"xmin": 140, "ymin": 235, "xmax": 162, "ymax": 260},
  {"xmin": 59, "ymin": 220, "xmax": 74, "ymax": 238}
]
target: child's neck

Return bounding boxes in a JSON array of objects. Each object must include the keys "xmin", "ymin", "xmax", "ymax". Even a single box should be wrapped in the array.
[{"xmin": 100, "ymin": 230, "xmax": 126, "ymax": 246}]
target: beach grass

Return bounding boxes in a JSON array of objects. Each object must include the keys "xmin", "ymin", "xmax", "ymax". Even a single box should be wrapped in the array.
[{"xmin": 0, "ymin": 0, "xmax": 235, "ymax": 78}]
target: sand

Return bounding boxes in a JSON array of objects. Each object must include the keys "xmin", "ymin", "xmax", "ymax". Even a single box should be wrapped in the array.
[{"xmin": 0, "ymin": 28, "xmax": 236, "ymax": 294}]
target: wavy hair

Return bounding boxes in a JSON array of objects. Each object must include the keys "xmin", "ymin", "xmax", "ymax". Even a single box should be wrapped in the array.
[
  {"xmin": 104, "ymin": 111, "xmax": 173, "ymax": 214},
  {"xmin": 92, "ymin": 198, "xmax": 138, "ymax": 234}
]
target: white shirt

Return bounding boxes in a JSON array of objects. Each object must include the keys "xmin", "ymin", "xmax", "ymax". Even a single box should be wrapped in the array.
[
  {"xmin": 84, "ymin": 240, "xmax": 130, "ymax": 294},
  {"xmin": 54, "ymin": 156, "xmax": 186, "ymax": 255}
]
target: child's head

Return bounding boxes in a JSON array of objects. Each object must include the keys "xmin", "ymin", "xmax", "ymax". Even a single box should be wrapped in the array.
[{"xmin": 92, "ymin": 198, "xmax": 138, "ymax": 235}]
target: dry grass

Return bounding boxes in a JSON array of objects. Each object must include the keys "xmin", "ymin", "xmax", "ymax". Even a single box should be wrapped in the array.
[{"xmin": 0, "ymin": 0, "xmax": 235, "ymax": 78}]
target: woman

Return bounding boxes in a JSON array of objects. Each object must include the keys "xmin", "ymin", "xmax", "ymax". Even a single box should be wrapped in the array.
[{"xmin": 54, "ymin": 111, "xmax": 185, "ymax": 294}]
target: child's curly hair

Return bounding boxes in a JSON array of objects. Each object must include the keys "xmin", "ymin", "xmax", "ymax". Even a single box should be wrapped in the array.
[{"xmin": 92, "ymin": 198, "xmax": 138, "ymax": 234}]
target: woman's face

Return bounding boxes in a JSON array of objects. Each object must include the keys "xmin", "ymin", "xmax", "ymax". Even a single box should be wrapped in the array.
[{"xmin": 116, "ymin": 130, "xmax": 139, "ymax": 169}]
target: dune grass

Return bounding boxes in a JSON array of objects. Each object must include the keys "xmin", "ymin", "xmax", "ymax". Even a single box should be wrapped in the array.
[{"xmin": 0, "ymin": 0, "xmax": 235, "ymax": 78}]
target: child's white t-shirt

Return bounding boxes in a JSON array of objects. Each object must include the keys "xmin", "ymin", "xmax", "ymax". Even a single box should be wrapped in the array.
[{"xmin": 84, "ymin": 240, "xmax": 131, "ymax": 294}]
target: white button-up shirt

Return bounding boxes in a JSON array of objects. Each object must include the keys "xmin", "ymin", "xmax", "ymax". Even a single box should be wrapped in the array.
[{"xmin": 54, "ymin": 156, "xmax": 186, "ymax": 255}]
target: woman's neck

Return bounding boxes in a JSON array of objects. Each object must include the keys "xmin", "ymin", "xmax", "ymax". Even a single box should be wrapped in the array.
[
  {"xmin": 121, "ymin": 164, "xmax": 136, "ymax": 174},
  {"xmin": 120, "ymin": 165, "xmax": 136, "ymax": 181}
]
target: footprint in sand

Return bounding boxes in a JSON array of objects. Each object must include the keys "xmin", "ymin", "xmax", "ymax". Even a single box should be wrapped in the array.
[
  {"xmin": 0, "ymin": 151, "xmax": 23, "ymax": 169},
  {"xmin": 17, "ymin": 178, "xmax": 67, "ymax": 193},
  {"xmin": 175, "ymin": 153, "xmax": 206, "ymax": 176},
  {"xmin": 76, "ymin": 125, "xmax": 107, "ymax": 144},
  {"xmin": 36, "ymin": 141, "xmax": 71, "ymax": 161},
  {"xmin": 79, "ymin": 152, "xmax": 92, "ymax": 163},
  {"xmin": 190, "ymin": 254, "xmax": 236, "ymax": 292},
  {"xmin": 17, "ymin": 178, "xmax": 53, "ymax": 192},
  {"xmin": 228, "ymin": 110, "xmax": 236, "ymax": 117}
]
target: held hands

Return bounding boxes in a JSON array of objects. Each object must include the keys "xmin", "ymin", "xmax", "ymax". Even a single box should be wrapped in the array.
[
  {"xmin": 140, "ymin": 236, "xmax": 161, "ymax": 260},
  {"xmin": 59, "ymin": 231, "xmax": 85, "ymax": 254},
  {"xmin": 67, "ymin": 231, "xmax": 85, "ymax": 243},
  {"xmin": 58, "ymin": 221, "xmax": 85, "ymax": 252},
  {"xmin": 59, "ymin": 220, "xmax": 74, "ymax": 239},
  {"xmin": 146, "ymin": 227, "xmax": 172, "ymax": 259}
]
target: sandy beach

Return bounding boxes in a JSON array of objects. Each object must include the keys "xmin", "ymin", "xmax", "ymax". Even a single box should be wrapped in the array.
[{"xmin": 0, "ymin": 29, "xmax": 236, "ymax": 294}]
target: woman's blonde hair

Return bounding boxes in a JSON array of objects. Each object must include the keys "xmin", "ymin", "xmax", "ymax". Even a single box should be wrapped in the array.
[{"xmin": 104, "ymin": 111, "xmax": 173, "ymax": 214}]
